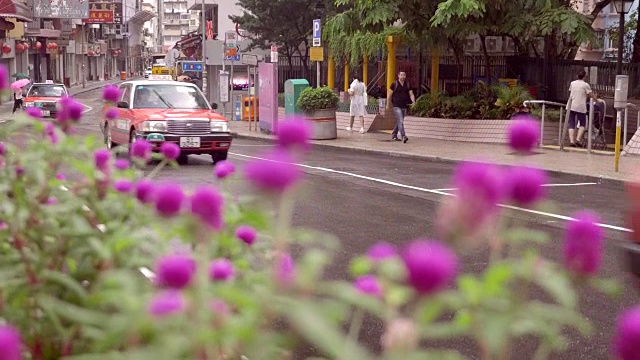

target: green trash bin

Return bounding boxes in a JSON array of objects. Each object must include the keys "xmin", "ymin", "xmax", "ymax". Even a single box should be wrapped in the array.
[{"xmin": 284, "ymin": 79, "xmax": 309, "ymax": 121}]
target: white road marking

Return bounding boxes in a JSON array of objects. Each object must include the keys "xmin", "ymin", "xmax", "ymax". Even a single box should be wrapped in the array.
[
  {"xmin": 229, "ymin": 152, "xmax": 632, "ymax": 233},
  {"xmin": 432, "ymin": 182, "xmax": 599, "ymax": 192},
  {"xmin": 82, "ymin": 104, "xmax": 92, "ymax": 114}
]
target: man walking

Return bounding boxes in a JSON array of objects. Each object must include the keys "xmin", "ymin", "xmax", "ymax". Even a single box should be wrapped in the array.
[
  {"xmin": 566, "ymin": 70, "xmax": 602, "ymax": 147},
  {"xmin": 387, "ymin": 71, "xmax": 415, "ymax": 143}
]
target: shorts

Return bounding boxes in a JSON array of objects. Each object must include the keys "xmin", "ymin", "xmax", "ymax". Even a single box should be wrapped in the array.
[{"xmin": 568, "ymin": 111, "xmax": 586, "ymax": 129}]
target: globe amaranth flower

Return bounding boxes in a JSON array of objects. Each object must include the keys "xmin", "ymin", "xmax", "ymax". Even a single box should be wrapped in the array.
[
  {"xmin": 148, "ymin": 291, "xmax": 186, "ymax": 317},
  {"xmin": 277, "ymin": 119, "xmax": 311, "ymax": 151},
  {"xmin": 45, "ymin": 122, "xmax": 58, "ymax": 144},
  {"xmin": 354, "ymin": 275, "xmax": 383, "ymax": 297},
  {"xmin": 15, "ymin": 167, "xmax": 24, "ymax": 176},
  {"xmin": 135, "ymin": 179, "xmax": 155, "ymax": 204},
  {"xmin": 0, "ymin": 324, "xmax": 22, "ymax": 360},
  {"xmin": 213, "ymin": 160, "xmax": 235, "ymax": 179},
  {"xmin": 160, "ymin": 142, "xmax": 180, "ymax": 160},
  {"xmin": 191, "ymin": 186, "xmax": 224, "ymax": 229},
  {"xmin": 94, "ymin": 149, "xmax": 111, "ymax": 171},
  {"xmin": 401, "ymin": 239, "xmax": 458, "ymax": 295},
  {"xmin": 0, "ymin": 141, "xmax": 4, "ymax": 156},
  {"xmin": 563, "ymin": 211, "xmax": 603, "ymax": 276},
  {"xmin": 504, "ymin": 166, "xmax": 547, "ymax": 206},
  {"xmin": 367, "ymin": 242, "xmax": 397, "ymax": 261},
  {"xmin": 209, "ymin": 259, "xmax": 234, "ymax": 281},
  {"xmin": 210, "ymin": 299, "xmax": 230, "ymax": 316},
  {"xmin": 114, "ymin": 158, "xmax": 130, "ymax": 170},
  {"xmin": 102, "ymin": 84, "xmax": 121, "ymax": 103},
  {"xmin": 155, "ymin": 253, "xmax": 196, "ymax": 289},
  {"xmin": 154, "ymin": 183, "xmax": 185, "ymax": 217},
  {"xmin": 56, "ymin": 96, "xmax": 84, "ymax": 123},
  {"xmin": 55, "ymin": 173, "xmax": 66, "ymax": 180},
  {"xmin": 131, "ymin": 139, "xmax": 152, "ymax": 161},
  {"xmin": 613, "ymin": 305, "xmax": 640, "ymax": 360},
  {"xmin": 105, "ymin": 107, "xmax": 118, "ymax": 120},
  {"xmin": 276, "ymin": 253, "xmax": 296, "ymax": 286},
  {"xmin": 243, "ymin": 149, "xmax": 302, "ymax": 193},
  {"xmin": 0, "ymin": 65, "xmax": 8, "ymax": 91},
  {"xmin": 113, "ymin": 179, "xmax": 133, "ymax": 193},
  {"xmin": 508, "ymin": 116, "xmax": 540, "ymax": 153},
  {"xmin": 25, "ymin": 106, "xmax": 42, "ymax": 119},
  {"xmin": 236, "ymin": 225, "xmax": 257, "ymax": 245}
]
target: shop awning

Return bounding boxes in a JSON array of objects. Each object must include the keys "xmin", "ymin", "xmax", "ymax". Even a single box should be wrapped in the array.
[
  {"xmin": 176, "ymin": 35, "xmax": 201, "ymax": 48},
  {"xmin": 0, "ymin": 0, "xmax": 32, "ymax": 22},
  {"xmin": 128, "ymin": 10, "xmax": 155, "ymax": 25}
]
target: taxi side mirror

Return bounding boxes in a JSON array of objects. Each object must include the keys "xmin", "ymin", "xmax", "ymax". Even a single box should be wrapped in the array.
[
  {"xmin": 117, "ymin": 101, "xmax": 129, "ymax": 109},
  {"xmin": 211, "ymin": 103, "xmax": 218, "ymax": 110}
]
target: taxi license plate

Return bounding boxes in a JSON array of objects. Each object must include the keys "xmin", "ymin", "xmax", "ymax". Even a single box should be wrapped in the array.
[
  {"xmin": 179, "ymin": 137, "xmax": 200, "ymax": 148},
  {"xmin": 42, "ymin": 110, "xmax": 50, "ymax": 116}
]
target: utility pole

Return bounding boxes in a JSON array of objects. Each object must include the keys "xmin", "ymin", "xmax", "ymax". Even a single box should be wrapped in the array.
[
  {"xmin": 201, "ymin": 0, "xmax": 207, "ymax": 98},
  {"xmin": 82, "ymin": 23, "xmax": 86, "ymax": 88}
]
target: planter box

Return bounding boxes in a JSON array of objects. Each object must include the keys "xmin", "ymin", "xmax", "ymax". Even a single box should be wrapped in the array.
[{"xmin": 303, "ymin": 108, "xmax": 337, "ymax": 140}]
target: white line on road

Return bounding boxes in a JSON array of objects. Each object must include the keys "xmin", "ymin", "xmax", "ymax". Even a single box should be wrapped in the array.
[
  {"xmin": 432, "ymin": 182, "xmax": 599, "ymax": 192},
  {"xmin": 230, "ymin": 152, "xmax": 632, "ymax": 233}
]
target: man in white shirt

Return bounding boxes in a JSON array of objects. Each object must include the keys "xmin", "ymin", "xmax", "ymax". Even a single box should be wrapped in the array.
[{"xmin": 566, "ymin": 70, "xmax": 602, "ymax": 147}]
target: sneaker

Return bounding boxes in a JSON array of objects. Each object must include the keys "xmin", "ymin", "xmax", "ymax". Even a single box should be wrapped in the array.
[
  {"xmin": 359, "ymin": 127, "xmax": 365, "ymax": 134},
  {"xmin": 346, "ymin": 127, "xmax": 352, "ymax": 132},
  {"xmin": 403, "ymin": 136, "xmax": 409, "ymax": 143},
  {"xmin": 392, "ymin": 137, "xmax": 400, "ymax": 141}
]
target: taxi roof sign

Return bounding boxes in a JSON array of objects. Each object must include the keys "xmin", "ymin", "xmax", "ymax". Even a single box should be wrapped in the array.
[
  {"xmin": 45, "ymin": 80, "xmax": 53, "ymax": 83},
  {"xmin": 149, "ymin": 75, "xmax": 173, "ymax": 80}
]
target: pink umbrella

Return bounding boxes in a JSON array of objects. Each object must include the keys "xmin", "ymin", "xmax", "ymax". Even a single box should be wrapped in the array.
[{"xmin": 10, "ymin": 79, "xmax": 30, "ymax": 91}]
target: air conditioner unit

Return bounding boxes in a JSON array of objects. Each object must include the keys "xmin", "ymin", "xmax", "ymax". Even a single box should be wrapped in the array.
[
  {"xmin": 463, "ymin": 37, "xmax": 479, "ymax": 52},
  {"xmin": 486, "ymin": 37, "xmax": 500, "ymax": 52}
]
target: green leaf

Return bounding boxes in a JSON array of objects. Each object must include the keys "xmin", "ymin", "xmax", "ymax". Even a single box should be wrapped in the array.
[
  {"xmin": 589, "ymin": 277, "xmax": 623, "ymax": 297},
  {"xmin": 534, "ymin": 266, "xmax": 576, "ymax": 308},
  {"xmin": 349, "ymin": 256, "xmax": 372, "ymax": 277},
  {"xmin": 457, "ymin": 275, "xmax": 483, "ymax": 305},
  {"xmin": 40, "ymin": 270, "xmax": 88, "ymax": 300}
]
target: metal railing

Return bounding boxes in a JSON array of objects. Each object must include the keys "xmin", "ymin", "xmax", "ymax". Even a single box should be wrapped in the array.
[
  {"xmin": 624, "ymin": 102, "xmax": 639, "ymax": 147},
  {"xmin": 522, "ymin": 100, "xmax": 566, "ymax": 147}
]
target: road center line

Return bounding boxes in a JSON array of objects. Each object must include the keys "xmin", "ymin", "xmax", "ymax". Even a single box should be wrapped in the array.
[
  {"xmin": 230, "ymin": 152, "xmax": 632, "ymax": 233},
  {"xmin": 432, "ymin": 182, "xmax": 599, "ymax": 192}
]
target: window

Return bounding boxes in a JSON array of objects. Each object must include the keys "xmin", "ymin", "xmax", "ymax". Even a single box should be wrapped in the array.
[
  {"xmin": 27, "ymin": 85, "xmax": 67, "ymax": 98},
  {"xmin": 181, "ymin": 14, "xmax": 189, "ymax": 19},
  {"xmin": 190, "ymin": 19, "xmax": 196, "ymax": 26},
  {"xmin": 133, "ymin": 84, "xmax": 209, "ymax": 109},
  {"xmin": 120, "ymin": 84, "xmax": 132, "ymax": 104}
]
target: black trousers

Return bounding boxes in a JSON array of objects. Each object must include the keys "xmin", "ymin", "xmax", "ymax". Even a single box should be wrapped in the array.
[{"xmin": 12, "ymin": 99, "xmax": 22, "ymax": 113}]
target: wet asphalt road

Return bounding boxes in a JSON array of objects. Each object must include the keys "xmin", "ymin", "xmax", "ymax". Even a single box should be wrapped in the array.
[{"xmin": 74, "ymin": 89, "xmax": 639, "ymax": 359}]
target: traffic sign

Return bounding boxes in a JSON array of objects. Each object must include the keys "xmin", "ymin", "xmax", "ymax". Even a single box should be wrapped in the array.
[
  {"xmin": 225, "ymin": 54, "xmax": 240, "ymax": 62},
  {"xmin": 313, "ymin": 19, "xmax": 321, "ymax": 47},
  {"xmin": 242, "ymin": 54, "xmax": 258, "ymax": 66},
  {"xmin": 270, "ymin": 45, "xmax": 278, "ymax": 63},
  {"xmin": 309, "ymin": 47, "xmax": 324, "ymax": 61},
  {"xmin": 181, "ymin": 62, "xmax": 203, "ymax": 72}
]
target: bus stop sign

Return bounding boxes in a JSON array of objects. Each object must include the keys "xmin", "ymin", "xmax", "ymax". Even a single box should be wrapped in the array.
[{"xmin": 181, "ymin": 62, "xmax": 203, "ymax": 72}]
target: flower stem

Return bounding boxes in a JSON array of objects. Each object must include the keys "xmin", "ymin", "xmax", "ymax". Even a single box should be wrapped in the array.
[
  {"xmin": 274, "ymin": 191, "xmax": 295, "ymax": 254},
  {"xmin": 344, "ymin": 307, "xmax": 364, "ymax": 356},
  {"xmin": 145, "ymin": 159, "xmax": 168, "ymax": 179}
]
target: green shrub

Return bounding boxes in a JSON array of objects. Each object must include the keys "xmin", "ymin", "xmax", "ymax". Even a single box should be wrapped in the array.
[
  {"xmin": 494, "ymin": 85, "xmax": 534, "ymax": 118},
  {"xmin": 296, "ymin": 86, "xmax": 339, "ymax": 111}
]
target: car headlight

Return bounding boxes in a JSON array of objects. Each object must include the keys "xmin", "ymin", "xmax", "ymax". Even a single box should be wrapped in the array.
[
  {"xmin": 24, "ymin": 102, "xmax": 34, "ymax": 107},
  {"xmin": 210, "ymin": 121, "xmax": 228, "ymax": 132},
  {"xmin": 141, "ymin": 121, "xmax": 167, "ymax": 132}
]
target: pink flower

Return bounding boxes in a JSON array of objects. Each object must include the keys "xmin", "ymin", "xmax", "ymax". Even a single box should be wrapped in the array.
[
  {"xmin": 210, "ymin": 299, "xmax": 230, "ymax": 316},
  {"xmin": 56, "ymin": 96, "xmax": 84, "ymax": 123},
  {"xmin": 243, "ymin": 150, "xmax": 302, "ymax": 193},
  {"xmin": 277, "ymin": 119, "xmax": 311, "ymax": 151},
  {"xmin": 15, "ymin": 167, "xmax": 24, "ymax": 176},
  {"xmin": 190, "ymin": 186, "xmax": 224, "ymax": 229},
  {"xmin": 0, "ymin": 324, "xmax": 22, "ymax": 360},
  {"xmin": 154, "ymin": 183, "xmax": 185, "ymax": 217},
  {"xmin": 45, "ymin": 122, "xmax": 58, "ymax": 144},
  {"xmin": 563, "ymin": 211, "xmax": 603, "ymax": 276},
  {"xmin": 276, "ymin": 253, "xmax": 296, "ymax": 286},
  {"xmin": 213, "ymin": 160, "xmax": 235, "ymax": 179},
  {"xmin": 105, "ymin": 108, "xmax": 118, "ymax": 120},
  {"xmin": 148, "ymin": 291, "xmax": 186, "ymax": 317},
  {"xmin": 401, "ymin": 239, "xmax": 458, "ymax": 295},
  {"xmin": 236, "ymin": 225, "xmax": 257, "ymax": 245},
  {"xmin": 508, "ymin": 116, "xmax": 540, "ymax": 153},
  {"xmin": 354, "ymin": 275, "xmax": 383, "ymax": 297},
  {"xmin": 113, "ymin": 179, "xmax": 133, "ymax": 193},
  {"xmin": 505, "ymin": 166, "xmax": 547, "ymax": 206},
  {"xmin": 25, "ymin": 107, "xmax": 42, "ymax": 119},
  {"xmin": 209, "ymin": 259, "xmax": 234, "ymax": 281},
  {"xmin": 367, "ymin": 242, "xmax": 397, "ymax": 261},
  {"xmin": 0, "ymin": 222, "xmax": 7, "ymax": 231},
  {"xmin": 114, "ymin": 159, "xmax": 130, "ymax": 170},
  {"xmin": 131, "ymin": 139, "xmax": 152, "ymax": 161},
  {"xmin": 0, "ymin": 65, "xmax": 8, "ymax": 91},
  {"xmin": 0, "ymin": 141, "xmax": 4, "ymax": 156},
  {"xmin": 135, "ymin": 179, "xmax": 155, "ymax": 203},
  {"xmin": 55, "ymin": 173, "xmax": 66, "ymax": 180},
  {"xmin": 94, "ymin": 149, "xmax": 110, "ymax": 171},
  {"xmin": 46, "ymin": 197, "xmax": 58, "ymax": 205},
  {"xmin": 160, "ymin": 142, "xmax": 180, "ymax": 160},
  {"xmin": 613, "ymin": 305, "xmax": 640, "ymax": 360},
  {"xmin": 102, "ymin": 84, "xmax": 121, "ymax": 103},
  {"xmin": 155, "ymin": 253, "xmax": 196, "ymax": 289}
]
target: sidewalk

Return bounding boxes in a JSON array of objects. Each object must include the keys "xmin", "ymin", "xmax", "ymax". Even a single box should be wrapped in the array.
[{"xmin": 228, "ymin": 120, "xmax": 640, "ymax": 183}]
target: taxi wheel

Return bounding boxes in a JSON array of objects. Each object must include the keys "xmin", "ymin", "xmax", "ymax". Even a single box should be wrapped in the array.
[
  {"xmin": 105, "ymin": 123, "xmax": 117, "ymax": 149},
  {"xmin": 211, "ymin": 151, "xmax": 228, "ymax": 163}
]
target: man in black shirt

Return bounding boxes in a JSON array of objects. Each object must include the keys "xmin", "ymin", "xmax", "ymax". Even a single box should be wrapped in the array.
[{"xmin": 386, "ymin": 71, "xmax": 415, "ymax": 143}]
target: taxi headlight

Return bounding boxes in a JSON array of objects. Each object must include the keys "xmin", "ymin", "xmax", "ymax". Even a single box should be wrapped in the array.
[
  {"xmin": 210, "ymin": 121, "xmax": 228, "ymax": 132},
  {"xmin": 141, "ymin": 121, "xmax": 167, "ymax": 132},
  {"xmin": 24, "ymin": 102, "xmax": 34, "ymax": 107}
]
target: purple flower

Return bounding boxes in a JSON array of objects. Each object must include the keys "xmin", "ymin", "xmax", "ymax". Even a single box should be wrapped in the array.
[
  {"xmin": 45, "ymin": 122, "xmax": 58, "ymax": 144},
  {"xmin": 401, "ymin": 239, "xmax": 458, "ymax": 295},
  {"xmin": 160, "ymin": 142, "xmax": 180, "ymax": 160},
  {"xmin": 155, "ymin": 253, "xmax": 196, "ymax": 289},
  {"xmin": 454, "ymin": 162, "xmax": 504, "ymax": 208},
  {"xmin": 15, "ymin": 167, "xmax": 24, "ymax": 176},
  {"xmin": 114, "ymin": 159, "xmax": 130, "ymax": 170},
  {"xmin": 94, "ymin": 149, "xmax": 111, "ymax": 171},
  {"xmin": 105, "ymin": 108, "xmax": 118, "ymax": 120},
  {"xmin": 56, "ymin": 96, "xmax": 84, "ymax": 123},
  {"xmin": 236, "ymin": 225, "xmax": 257, "ymax": 245},
  {"xmin": 209, "ymin": 259, "xmax": 234, "ymax": 281},
  {"xmin": 0, "ymin": 324, "xmax": 22, "ymax": 360},
  {"xmin": 135, "ymin": 179, "xmax": 155, "ymax": 203},
  {"xmin": 131, "ymin": 139, "xmax": 152, "ymax": 161},
  {"xmin": 214, "ymin": 160, "xmax": 235, "ymax": 179},
  {"xmin": 505, "ymin": 166, "xmax": 547, "ymax": 206},
  {"xmin": 148, "ymin": 291, "xmax": 186, "ymax": 317},
  {"xmin": 563, "ymin": 211, "xmax": 603, "ymax": 276},
  {"xmin": 191, "ymin": 186, "xmax": 224, "ymax": 229},
  {"xmin": 154, "ymin": 183, "xmax": 184, "ymax": 217},
  {"xmin": 55, "ymin": 173, "xmax": 66, "ymax": 180},
  {"xmin": 276, "ymin": 253, "xmax": 296, "ymax": 286},
  {"xmin": 508, "ymin": 117, "xmax": 540, "ymax": 153},
  {"xmin": 367, "ymin": 242, "xmax": 397, "ymax": 261},
  {"xmin": 0, "ymin": 142, "xmax": 4, "ymax": 156},
  {"xmin": 277, "ymin": 119, "xmax": 311, "ymax": 151},
  {"xmin": 103, "ymin": 84, "xmax": 121, "ymax": 103},
  {"xmin": 613, "ymin": 305, "xmax": 640, "ymax": 360},
  {"xmin": 114, "ymin": 179, "xmax": 133, "ymax": 193},
  {"xmin": 354, "ymin": 275, "xmax": 383, "ymax": 297},
  {"xmin": 243, "ymin": 150, "xmax": 302, "ymax": 193},
  {"xmin": 0, "ymin": 65, "xmax": 8, "ymax": 91},
  {"xmin": 0, "ymin": 222, "xmax": 7, "ymax": 231},
  {"xmin": 210, "ymin": 299, "xmax": 230, "ymax": 316},
  {"xmin": 46, "ymin": 197, "xmax": 58, "ymax": 205},
  {"xmin": 25, "ymin": 107, "xmax": 42, "ymax": 119}
]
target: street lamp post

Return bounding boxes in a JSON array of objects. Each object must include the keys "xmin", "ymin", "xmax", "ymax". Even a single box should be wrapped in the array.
[{"xmin": 613, "ymin": 0, "xmax": 635, "ymax": 75}]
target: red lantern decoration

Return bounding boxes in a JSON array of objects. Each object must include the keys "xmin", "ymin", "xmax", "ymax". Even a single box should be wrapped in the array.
[
  {"xmin": 34, "ymin": 41, "xmax": 41, "ymax": 49},
  {"xmin": 53, "ymin": 43, "xmax": 58, "ymax": 49},
  {"xmin": 23, "ymin": 42, "xmax": 29, "ymax": 49},
  {"xmin": 46, "ymin": 43, "xmax": 52, "ymax": 50},
  {"xmin": 2, "ymin": 45, "xmax": 11, "ymax": 54},
  {"xmin": 16, "ymin": 43, "xmax": 24, "ymax": 52},
  {"xmin": 88, "ymin": 50, "xmax": 95, "ymax": 56},
  {"xmin": 96, "ymin": 49, "xmax": 100, "ymax": 55}
]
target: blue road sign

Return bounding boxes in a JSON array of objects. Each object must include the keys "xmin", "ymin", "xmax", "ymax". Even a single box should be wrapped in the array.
[
  {"xmin": 225, "ymin": 54, "xmax": 241, "ymax": 62},
  {"xmin": 181, "ymin": 62, "xmax": 203, "ymax": 72},
  {"xmin": 313, "ymin": 19, "xmax": 321, "ymax": 46}
]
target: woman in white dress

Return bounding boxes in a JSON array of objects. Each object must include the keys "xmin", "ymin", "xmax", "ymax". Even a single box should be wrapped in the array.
[{"xmin": 347, "ymin": 76, "xmax": 367, "ymax": 134}]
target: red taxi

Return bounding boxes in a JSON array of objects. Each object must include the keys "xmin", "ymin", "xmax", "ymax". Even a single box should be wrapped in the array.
[
  {"xmin": 23, "ymin": 81, "xmax": 69, "ymax": 118},
  {"xmin": 102, "ymin": 79, "xmax": 231, "ymax": 164}
]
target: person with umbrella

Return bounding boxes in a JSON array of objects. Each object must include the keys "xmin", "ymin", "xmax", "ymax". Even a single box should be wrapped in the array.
[{"xmin": 10, "ymin": 78, "xmax": 30, "ymax": 113}]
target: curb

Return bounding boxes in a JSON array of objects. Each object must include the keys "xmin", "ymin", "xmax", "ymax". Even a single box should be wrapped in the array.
[{"xmin": 230, "ymin": 131, "xmax": 627, "ymax": 186}]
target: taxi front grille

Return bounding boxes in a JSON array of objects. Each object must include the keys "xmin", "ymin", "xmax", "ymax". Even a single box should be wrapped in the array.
[
  {"xmin": 167, "ymin": 119, "xmax": 210, "ymax": 135},
  {"xmin": 37, "ymin": 102, "xmax": 57, "ymax": 111}
]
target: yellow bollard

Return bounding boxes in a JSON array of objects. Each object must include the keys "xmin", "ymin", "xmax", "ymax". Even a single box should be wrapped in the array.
[
  {"xmin": 328, "ymin": 54, "xmax": 335, "ymax": 89},
  {"xmin": 386, "ymin": 36, "xmax": 396, "ymax": 91},
  {"xmin": 344, "ymin": 60, "xmax": 349, "ymax": 93},
  {"xmin": 615, "ymin": 110, "xmax": 622, "ymax": 172},
  {"xmin": 431, "ymin": 48, "xmax": 440, "ymax": 101},
  {"xmin": 363, "ymin": 54, "xmax": 368, "ymax": 86}
]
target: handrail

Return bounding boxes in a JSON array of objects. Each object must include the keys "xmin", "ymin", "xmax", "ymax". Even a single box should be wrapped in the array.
[
  {"xmin": 523, "ymin": 100, "xmax": 566, "ymax": 108},
  {"xmin": 523, "ymin": 100, "xmax": 566, "ymax": 148},
  {"xmin": 624, "ymin": 102, "xmax": 639, "ymax": 147}
]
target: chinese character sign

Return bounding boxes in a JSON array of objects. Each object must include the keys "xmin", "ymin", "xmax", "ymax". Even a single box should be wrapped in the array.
[
  {"xmin": 33, "ymin": 0, "xmax": 89, "ymax": 19},
  {"xmin": 83, "ymin": 10, "xmax": 114, "ymax": 23},
  {"xmin": 83, "ymin": 1, "xmax": 122, "ymax": 24}
]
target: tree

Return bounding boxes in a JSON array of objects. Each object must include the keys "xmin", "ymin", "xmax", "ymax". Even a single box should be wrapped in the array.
[
  {"xmin": 230, "ymin": 0, "xmax": 327, "ymax": 76},
  {"xmin": 607, "ymin": 10, "xmax": 637, "ymax": 62}
]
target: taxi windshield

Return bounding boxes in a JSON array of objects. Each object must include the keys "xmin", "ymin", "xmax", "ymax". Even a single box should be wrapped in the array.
[
  {"xmin": 27, "ymin": 85, "xmax": 66, "ymax": 97},
  {"xmin": 132, "ymin": 84, "xmax": 209, "ymax": 109}
]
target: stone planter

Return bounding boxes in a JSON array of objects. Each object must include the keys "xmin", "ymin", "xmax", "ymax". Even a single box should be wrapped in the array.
[{"xmin": 303, "ymin": 108, "xmax": 337, "ymax": 140}]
